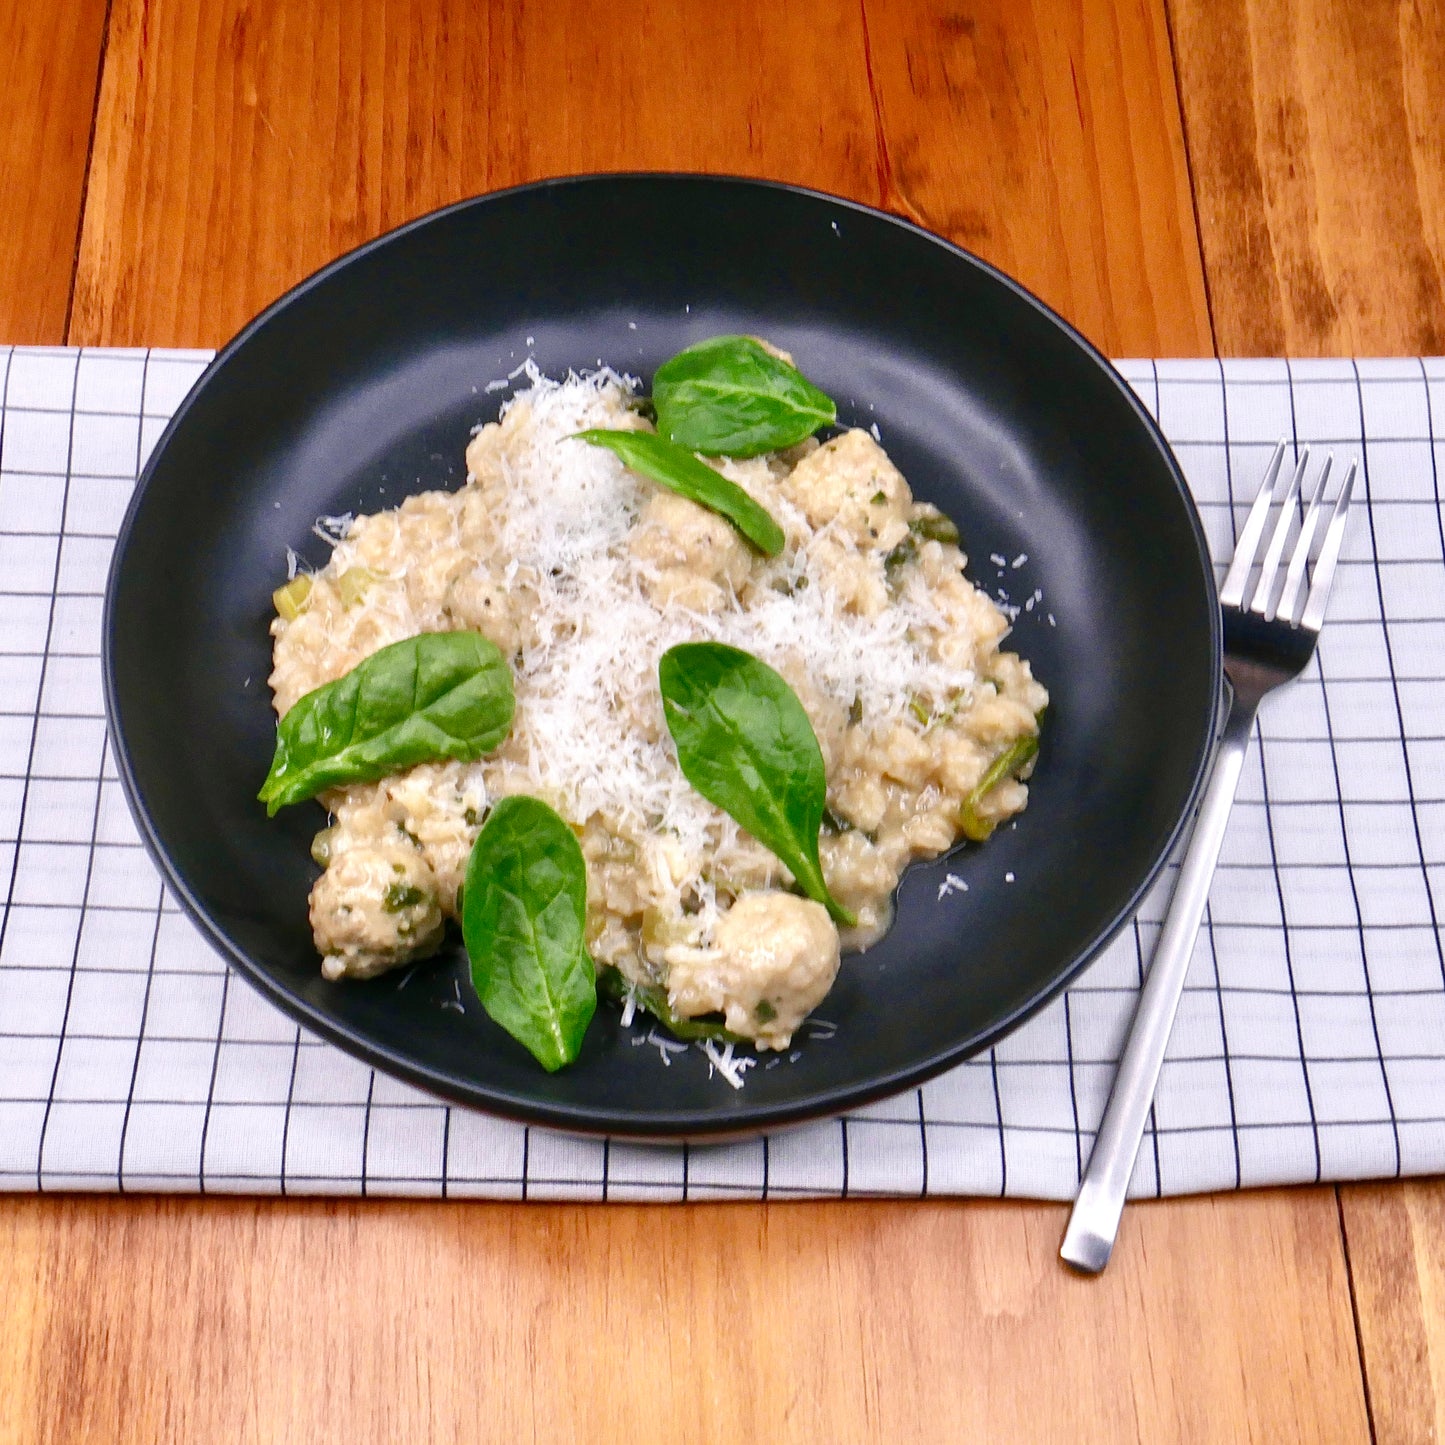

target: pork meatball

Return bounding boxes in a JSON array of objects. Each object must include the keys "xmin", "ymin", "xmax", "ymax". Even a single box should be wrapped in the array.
[{"xmin": 667, "ymin": 891, "xmax": 841, "ymax": 1049}]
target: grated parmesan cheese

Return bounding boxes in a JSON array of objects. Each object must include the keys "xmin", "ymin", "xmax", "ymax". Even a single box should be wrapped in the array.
[
  {"xmin": 700, "ymin": 1038, "xmax": 755, "ymax": 1089},
  {"xmin": 437, "ymin": 367, "xmax": 981, "ymax": 904}
]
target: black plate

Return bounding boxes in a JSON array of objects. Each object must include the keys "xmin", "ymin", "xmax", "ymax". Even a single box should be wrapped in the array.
[{"xmin": 104, "ymin": 175, "xmax": 1220, "ymax": 1137}]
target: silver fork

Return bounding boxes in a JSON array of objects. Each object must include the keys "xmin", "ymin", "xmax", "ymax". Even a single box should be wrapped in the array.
[{"xmin": 1060, "ymin": 440, "xmax": 1357, "ymax": 1274}]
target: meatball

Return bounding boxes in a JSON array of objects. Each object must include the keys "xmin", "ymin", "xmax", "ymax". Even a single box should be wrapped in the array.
[
  {"xmin": 785, "ymin": 428, "xmax": 912, "ymax": 552},
  {"xmin": 628, "ymin": 490, "xmax": 753, "ymax": 612},
  {"xmin": 667, "ymin": 892, "xmax": 841, "ymax": 1050},
  {"xmin": 311, "ymin": 844, "xmax": 445, "ymax": 980},
  {"xmin": 376, "ymin": 763, "xmax": 486, "ymax": 913}
]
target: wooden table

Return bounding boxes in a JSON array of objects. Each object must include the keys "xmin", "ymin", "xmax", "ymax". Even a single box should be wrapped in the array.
[{"xmin": 1, "ymin": 2, "xmax": 1441, "ymax": 1439}]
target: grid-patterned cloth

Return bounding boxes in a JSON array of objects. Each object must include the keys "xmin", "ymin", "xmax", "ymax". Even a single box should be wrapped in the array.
[{"xmin": 0, "ymin": 347, "xmax": 1442, "ymax": 1201}]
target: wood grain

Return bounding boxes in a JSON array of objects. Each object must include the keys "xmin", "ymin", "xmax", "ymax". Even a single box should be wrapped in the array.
[
  {"xmin": 70, "ymin": 0, "xmax": 880, "ymax": 348},
  {"xmin": 0, "ymin": 1, "xmax": 110, "ymax": 344},
  {"xmin": 1171, "ymin": 0, "xmax": 1445, "ymax": 1433},
  {"xmin": 1340, "ymin": 1183, "xmax": 1445, "ymax": 1445},
  {"xmin": 0, "ymin": 1191, "xmax": 1367, "ymax": 1444},
  {"xmin": 1170, "ymin": 0, "xmax": 1445, "ymax": 355},
  {"xmin": 862, "ymin": 0, "xmax": 1211, "ymax": 357}
]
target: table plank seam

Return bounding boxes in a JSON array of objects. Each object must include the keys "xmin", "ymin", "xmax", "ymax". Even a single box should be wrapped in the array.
[
  {"xmin": 1337, "ymin": 1185, "xmax": 1380, "ymax": 1444},
  {"xmin": 1162, "ymin": 0, "xmax": 1221, "ymax": 358},
  {"xmin": 62, "ymin": 0, "xmax": 115, "ymax": 348}
]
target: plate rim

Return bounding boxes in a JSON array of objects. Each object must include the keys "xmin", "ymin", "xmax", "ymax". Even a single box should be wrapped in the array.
[{"xmin": 103, "ymin": 171, "xmax": 1223, "ymax": 1137}]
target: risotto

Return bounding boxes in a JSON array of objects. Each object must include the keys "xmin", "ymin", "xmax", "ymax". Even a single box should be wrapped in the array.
[{"xmin": 267, "ymin": 362, "xmax": 1047, "ymax": 1051}]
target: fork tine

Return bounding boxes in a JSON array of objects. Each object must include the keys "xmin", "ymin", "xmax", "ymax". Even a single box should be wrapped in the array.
[
  {"xmin": 1299, "ymin": 461, "xmax": 1357, "ymax": 632},
  {"xmin": 1249, "ymin": 448, "xmax": 1310, "ymax": 615},
  {"xmin": 1274, "ymin": 453, "xmax": 1334, "ymax": 622},
  {"xmin": 1219, "ymin": 440, "xmax": 1288, "ymax": 608}
]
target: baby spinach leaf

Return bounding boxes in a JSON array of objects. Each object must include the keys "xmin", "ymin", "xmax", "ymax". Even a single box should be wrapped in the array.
[
  {"xmin": 652, "ymin": 336, "xmax": 836, "ymax": 458},
  {"xmin": 258, "ymin": 631, "xmax": 514, "ymax": 815},
  {"xmin": 462, "ymin": 795, "xmax": 597, "ymax": 1072},
  {"xmin": 574, "ymin": 429, "xmax": 784, "ymax": 557},
  {"xmin": 658, "ymin": 642, "xmax": 855, "ymax": 927}
]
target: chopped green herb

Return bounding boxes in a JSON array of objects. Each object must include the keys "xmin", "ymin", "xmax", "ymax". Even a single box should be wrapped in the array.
[
  {"xmin": 910, "ymin": 507, "xmax": 961, "ymax": 546},
  {"xmin": 382, "ymin": 882, "xmax": 427, "ymax": 913},
  {"xmin": 884, "ymin": 537, "xmax": 916, "ymax": 576}
]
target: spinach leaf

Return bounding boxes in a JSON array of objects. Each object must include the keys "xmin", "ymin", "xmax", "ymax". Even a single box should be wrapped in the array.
[
  {"xmin": 259, "ymin": 631, "xmax": 514, "ymax": 815},
  {"xmin": 462, "ymin": 795, "xmax": 597, "ymax": 1071},
  {"xmin": 597, "ymin": 968, "xmax": 744, "ymax": 1045},
  {"xmin": 574, "ymin": 429, "xmax": 784, "ymax": 557},
  {"xmin": 658, "ymin": 642, "xmax": 855, "ymax": 927},
  {"xmin": 652, "ymin": 336, "xmax": 836, "ymax": 458}
]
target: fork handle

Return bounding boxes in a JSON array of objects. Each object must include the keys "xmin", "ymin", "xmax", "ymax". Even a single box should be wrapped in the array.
[{"xmin": 1060, "ymin": 694, "xmax": 1256, "ymax": 1273}]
